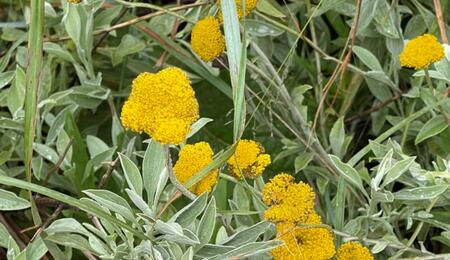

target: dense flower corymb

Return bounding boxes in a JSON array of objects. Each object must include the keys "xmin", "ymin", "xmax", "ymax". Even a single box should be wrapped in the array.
[
  {"xmin": 271, "ymin": 212, "xmax": 336, "ymax": 260},
  {"xmin": 120, "ymin": 67, "xmax": 199, "ymax": 144},
  {"xmin": 336, "ymin": 241, "xmax": 374, "ymax": 260},
  {"xmin": 173, "ymin": 142, "xmax": 218, "ymax": 195},
  {"xmin": 191, "ymin": 16, "xmax": 225, "ymax": 62},
  {"xmin": 262, "ymin": 173, "xmax": 315, "ymax": 224},
  {"xmin": 217, "ymin": 0, "xmax": 259, "ymax": 22},
  {"xmin": 400, "ymin": 34, "xmax": 444, "ymax": 69},
  {"xmin": 227, "ymin": 139, "xmax": 271, "ymax": 179}
]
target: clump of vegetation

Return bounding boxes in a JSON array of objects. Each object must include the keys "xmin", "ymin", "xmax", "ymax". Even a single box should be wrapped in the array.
[{"xmin": 0, "ymin": 0, "xmax": 449, "ymax": 259}]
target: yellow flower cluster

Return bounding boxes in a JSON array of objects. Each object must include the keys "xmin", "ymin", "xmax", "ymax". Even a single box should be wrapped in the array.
[
  {"xmin": 173, "ymin": 142, "xmax": 218, "ymax": 195},
  {"xmin": 336, "ymin": 242, "xmax": 374, "ymax": 260},
  {"xmin": 191, "ymin": 16, "xmax": 225, "ymax": 62},
  {"xmin": 227, "ymin": 140, "xmax": 271, "ymax": 179},
  {"xmin": 263, "ymin": 173, "xmax": 335, "ymax": 259},
  {"xmin": 217, "ymin": 0, "xmax": 259, "ymax": 22},
  {"xmin": 67, "ymin": 0, "xmax": 81, "ymax": 3},
  {"xmin": 120, "ymin": 67, "xmax": 199, "ymax": 144},
  {"xmin": 400, "ymin": 34, "xmax": 444, "ymax": 69},
  {"xmin": 272, "ymin": 213, "xmax": 336, "ymax": 260},
  {"xmin": 262, "ymin": 173, "xmax": 315, "ymax": 223}
]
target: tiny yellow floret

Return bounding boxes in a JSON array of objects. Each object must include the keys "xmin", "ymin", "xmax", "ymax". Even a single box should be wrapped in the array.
[
  {"xmin": 400, "ymin": 34, "xmax": 444, "ymax": 69},
  {"xmin": 217, "ymin": 0, "xmax": 259, "ymax": 22},
  {"xmin": 271, "ymin": 212, "xmax": 336, "ymax": 260},
  {"xmin": 262, "ymin": 173, "xmax": 315, "ymax": 224},
  {"xmin": 191, "ymin": 16, "xmax": 225, "ymax": 62},
  {"xmin": 336, "ymin": 241, "xmax": 374, "ymax": 260},
  {"xmin": 227, "ymin": 139, "xmax": 271, "ymax": 179},
  {"xmin": 173, "ymin": 142, "xmax": 218, "ymax": 195},
  {"xmin": 120, "ymin": 67, "xmax": 199, "ymax": 144}
]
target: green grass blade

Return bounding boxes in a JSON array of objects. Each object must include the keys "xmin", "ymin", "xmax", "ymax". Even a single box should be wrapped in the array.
[
  {"xmin": 24, "ymin": 0, "xmax": 45, "ymax": 225},
  {"xmin": 221, "ymin": 0, "xmax": 246, "ymax": 141}
]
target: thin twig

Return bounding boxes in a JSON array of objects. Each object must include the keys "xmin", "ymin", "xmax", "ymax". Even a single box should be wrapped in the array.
[
  {"xmin": 0, "ymin": 213, "xmax": 27, "ymax": 249},
  {"xmin": 43, "ymin": 138, "xmax": 74, "ymax": 186},
  {"xmin": 93, "ymin": 8, "xmax": 129, "ymax": 52},
  {"xmin": 30, "ymin": 204, "xmax": 64, "ymax": 242},
  {"xmin": 155, "ymin": 190, "xmax": 182, "ymax": 219},
  {"xmin": 433, "ymin": 0, "xmax": 449, "ymax": 44},
  {"xmin": 345, "ymin": 95, "xmax": 401, "ymax": 123},
  {"xmin": 98, "ymin": 157, "xmax": 119, "ymax": 188}
]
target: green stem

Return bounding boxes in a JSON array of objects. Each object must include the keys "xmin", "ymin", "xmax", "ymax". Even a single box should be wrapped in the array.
[
  {"xmin": 0, "ymin": 175, "xmax": 146, "ymax": 240},
  {"xmin": 400, "ymin": 99, "xmax": 417, "ymax": 148},
  {"xmin": 24, "ymin": 0, "xmax": 45, "ymax": 225}
]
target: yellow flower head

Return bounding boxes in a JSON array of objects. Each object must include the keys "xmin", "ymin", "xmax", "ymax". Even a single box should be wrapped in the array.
[
  {"xmin": 191, "ymin": 16, "xmax": 225, "ymax": 62},
  {"xmin": 400, "ymin": 34, "xmax": 444, "ymax": 69},
  {"xmin": 227, "ymin": 139, "xmax": 271, "ymax": 179},
  {"xmin": 173, "ymin": 142, "xmax": 218, "ymax": 195},
  {"xmin": 67, "ymin": 0, "xmax": 81, "ymax": 3},
  {"xmin": 271, "ymin": 213, "xmax": 336, "ymax": 260},
  {"xmin": 263, "ymin": 173, "xmax": 315, "ymax": 224},
  {"xmin": 120, "ymin": 67, "xmax": 199, "ymax": 144},
  {"xmin": 336, "ymin": 242, "xmax": 374, "ymax": 260},
  {"xmin": 217, "ymin": 0, "xmax": 259, "ymax": 22}
]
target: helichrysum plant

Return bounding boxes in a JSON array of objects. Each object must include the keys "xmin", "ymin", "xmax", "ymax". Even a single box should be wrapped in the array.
[
  {"xmin": 120, "ymin": 67, "xmax": 199, "ymax": 144},
  {"xmin": 191, "ymin": 16, "xmax": 225, "ymax": 62},
  {"xmin": 336, "ymin": 242, "xmax": 374, "ymax": 260},
  {"xmin": 399, "ymin": 34, "xmax": 445, "ymax": 69},
  {"xmin": 173, "ymin": 141, "xmax": 218, "ymax": 195},
  {"xmin": 227, "ymin": 139, "xmax": 271, "ymax": 179}
]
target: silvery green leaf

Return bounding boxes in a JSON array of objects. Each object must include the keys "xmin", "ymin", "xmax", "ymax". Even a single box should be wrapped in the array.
[
  {"xmin": 34, "ymin": 143, "xmax": 59, "ymax": 165},
  {"xmin": 25, "ymin": 237, "xmax": 48, "ymax": 260},
  {"xmin": 0, "ymin": 71, "xmax": 15, "ymax": 90},
  {"xmin": 220, "ymin": 221, "xmax": 272, "ymax": 246},
  {"xmin": 154, "ymin": 220, "xmax": 184, "ymax": 237},
  {"xmin": 371, "ymin": 149, "xmax": 393, "ymax": 190},
  {"xmin": 209, "ymin": 241, "xmax": 283, "ymax": 260},
  {"xmin": 169, "ymin": 193, "xmax": 208, "ymax": 228},
  {"xmin": 83, "ymin": 190, "xmax": 135, "ymax": 221},
  {"xmin": 43, "ymin": 42, "xmax": 75, "ymax": 62},
  {"xmin": 143, "ymin": 140, "xmax": 166, "ymax": 209},
  {"xmin": 196, "ymin": 197, "xmax": 216, "ymax": 247},
  {"xmin": 382, "ymin": 157, "xmax": 416, "ymax": 187},
  {"xmin": 125, "ymin": 188, "xmax": 152, "ymax": 216},
  {"xmin": 119, "ymin": 153, "xmax": 143, "ymax": 197},
  {"xmin": 329, "ymin": 117, "xmax": 346, "ymax": 158},
  {"xmin": 196, "ymin": 244, "xmax": 235, "ymax": 258},
  {"xmin": 372, "ymin": 191, "xmax": 394, "ymax": 203},
  {"xmin": 329, "ymin": 155, "xmax": 368, "ymax": 198},
  {"xmin": 415, "ymin": 116, "xmax": 449, "ymax": 144},
  {"xmin": 353, "ymin": 46, "xmax": 383, "ymax": 71},
  {"xmin": 187, "ymin": 118, "xmax": 213, "ymax": 138},
  {"xmin": 0, "ymin": 189, "xmax": 30, "ymax": 211},
  {"xmin": 45, "ymin": 233, "xmax": 93, "ymax": 253},
  {"xmin": 0, "ymin": 222, "xmax": 15, "ymax": 248},
  {"xmin": 7, "ymin": 66, "xmax": 25, "ymax": 116},
  {"xmin": 394, "ymin": 185, "xmax": 448, "ymax": 201},
  {"xmin": 181, "ymin": 247, "xmax": 193, "ymax": 260},
  {"xmin": 294, "ymin": 152, "xmax": 314, "ymax": 173},
  {"xmin": 45, "ymin": 218, "xmax": 90, "ymax": 236},
  {"xmin": 244, "ymin": 19, "xmax": 284, "ymax": 37},
  {"xmin": 86, "ymin": 135, "xmax": 109, "ymax": 158},
  {"xmin": 371, "ymin": 241, "xmax": 389, "ymax": 254}
]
